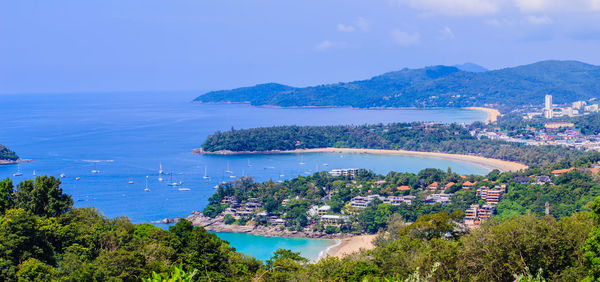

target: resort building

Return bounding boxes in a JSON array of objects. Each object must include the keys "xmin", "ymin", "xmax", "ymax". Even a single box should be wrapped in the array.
[
  {"xmin": 551, "ymin": 167, "xmax": 574, "ymax": 176},
  {"xmin": 329, "ymin": 168, "xmax": 360, "ymax": 177},
  {"xmin": 317, "ymin": 205, "xmax": 331, "ymax": 216},
  {"xmin": 425, "ymin": 193, "xmax": 452, "ymax": 204},
  {"xmin": 462, "ymin": 181, "xmax": 476, "ymax": 189},
  {"xmin": 427, "ymin": 182, "xmax": 439, "ymax": 191},
  {"xmin": 478, "ymin": 186, "xmax": 505, "ymax": 205},
  {"xmin": 320, "ymin": 215, "xmax": 349, "ymax": 225}
]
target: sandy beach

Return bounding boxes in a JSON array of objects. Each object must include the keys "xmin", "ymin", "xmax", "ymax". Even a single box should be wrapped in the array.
[
  {"xmin": 465, "ymin": 107, "xmax": 501, "ymax": 123},
  {"xmin": 195, "ymin": 147, "xmax": 528, "ymax": 172},
  {"xmin": 327, "ymin": 234, "xmax": 377, "ymax": 258}
]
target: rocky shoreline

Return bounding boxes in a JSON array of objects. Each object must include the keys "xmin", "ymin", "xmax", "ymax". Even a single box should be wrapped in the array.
[
  {"xmin": 160, "ymin": 212, "xmax": 353, "ymax": 240},
  {"xmin": 0, "ymin": 159, "xmax": 33, "ymax": 165}
]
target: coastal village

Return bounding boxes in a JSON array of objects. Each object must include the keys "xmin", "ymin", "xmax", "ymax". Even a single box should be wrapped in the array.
[
  {"xmin": 182, "ymin": 162, "xmax": 600, "ymax": 237},
  {"xmin": 471, "ymin": 95, "xmax": 600, "ymax": 151}
]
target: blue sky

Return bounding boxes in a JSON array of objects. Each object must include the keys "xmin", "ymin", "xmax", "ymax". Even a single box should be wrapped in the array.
[{"xmin": 1, "ymin": 0, "xmax": 599, "ymax": 94}]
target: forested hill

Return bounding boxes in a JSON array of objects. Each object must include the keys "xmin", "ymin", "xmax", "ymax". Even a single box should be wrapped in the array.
[
  {"xmin": 200, "ymin": 123, "xmax": 586, "ymax": 168},
  {"xmin": 0, "ymin": 144, "xmax": 18, "ymax": 161},
  {"xmin": 194, "ymin": 60, "xmax": 600, "ymax": 110}
]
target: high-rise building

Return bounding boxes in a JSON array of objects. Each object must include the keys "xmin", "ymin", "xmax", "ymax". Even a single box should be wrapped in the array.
[{"xmin": 544, "ymin": 94, "xmax": 553, "ymax": 119}]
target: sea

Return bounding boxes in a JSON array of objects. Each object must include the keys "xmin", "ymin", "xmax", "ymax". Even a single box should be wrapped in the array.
[{"xmin": 0, "ymin": 91, "xmax": 488, "ymax": 261}]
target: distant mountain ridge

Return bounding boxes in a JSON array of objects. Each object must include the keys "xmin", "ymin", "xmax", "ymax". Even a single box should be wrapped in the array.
[
  {"xmin": 453, "ymin": 62, "xmax": 488, "ymax": 73},
  {"xmin": 194, "ymin": 60, "xmax": 600, "ymax": 111}
]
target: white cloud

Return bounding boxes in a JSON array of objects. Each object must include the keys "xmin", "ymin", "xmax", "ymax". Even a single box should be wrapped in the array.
[
  {"xmin": 438, "ymin": 26, "xmax": 455, "ymax": 39},
  {"xmin": 356, "ymin": 17, "xmax": 370, "ymax": 32},
  {"xmin": 314, "ymin": 40, "xmax": 348, "ymax": 51},
  {"xmin": 526, "ymin": 15, "xmax": 552, "ymax": 24},
  {"xmin": 514, "ymin": 0, "xmax": 600, "ymax": 12},
  {"xmin": 392, "ymin": 0, "xmax": 502, "ymax": 16},
  {"xmin": 337, "ymin": 24, "xmax": 355, "ymax": 32},
  {"xmin": 390, "ymin": 29, "xmax": 421, "ymax": 46}
]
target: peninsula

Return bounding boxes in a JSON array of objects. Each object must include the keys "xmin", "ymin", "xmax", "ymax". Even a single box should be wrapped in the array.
[
  {"xmin": 0, "ymin": 144, "xmax": 21, "ymax": 164},
  {"xmin": 194, "ymin": 60, "xmax": 600, "ymax": 111}
]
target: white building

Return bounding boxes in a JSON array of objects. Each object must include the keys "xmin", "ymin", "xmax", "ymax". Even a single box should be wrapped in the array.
[
  {"xmin": 329, "ymin": 168, "xmax": 360, "ymax": 177},
  {"xmin": 544, "ymin": 94, "xmax": 553, "ymax": 119}
]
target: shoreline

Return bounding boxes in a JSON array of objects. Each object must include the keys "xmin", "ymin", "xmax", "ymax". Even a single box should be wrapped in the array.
[
  {"xmin": 326, "ymin": 234, "xmax": 377, "ymax": 258},
  {"xmin": 464, "ymin": 107, "xmax": 501, "ymax": 123},
  {"xmin": 0, "ymin": 159, "xmax": 33, "ymax": 165},
  {"xmin": 193, "ymin": 148, "xmax": 527, "ymax": 172},
  {"xmin": 182, "ymin": 213, "xmax": 355, "ymax": 240}
]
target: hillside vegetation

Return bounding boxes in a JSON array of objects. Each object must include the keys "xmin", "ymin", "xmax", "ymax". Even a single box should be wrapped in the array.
[
  {"xmin": 195, "ymin": 60, "xmax": 600, "ymax": 111},
  {"xmin": 200, "ymin": 123, "xmax": 586, "ymax": 168},
  {"xmin": 0, "ymin": 144, "xmax": 18, "ymax": 161}
]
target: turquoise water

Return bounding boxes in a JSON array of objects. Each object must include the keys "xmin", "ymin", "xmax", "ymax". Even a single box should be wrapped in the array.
[
  {"xmin": 214, "ymin": 232, "xmax": 335, "ymax": 261},
  {"xmin": 0, "ymin": 91, "xmax": 487, "ymax": 260}
]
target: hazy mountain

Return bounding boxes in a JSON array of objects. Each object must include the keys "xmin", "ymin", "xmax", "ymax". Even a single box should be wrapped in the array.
[
  {"xmin": 453, "ymin": 62, "xmax": 488, "ymax": 72},
  {"xmin": 195, "ymin": 60, "xmax": 600, "ymax": 111}
]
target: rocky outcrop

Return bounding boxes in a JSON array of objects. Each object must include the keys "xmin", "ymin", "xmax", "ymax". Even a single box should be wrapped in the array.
[{"xmin": 164, "ymin": 212, "xmax": 353, "ymax": 239}]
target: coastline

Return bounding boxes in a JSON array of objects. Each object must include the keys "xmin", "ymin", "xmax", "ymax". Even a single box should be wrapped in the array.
[
  {"xmin": 327, "ymin": 234, "xmax": 377, "ymax": 258},
  {"xmin": 0, "ymin": 159, "xmax": 33, "ymax": 165},
  {"xmin": 464, "ymin": 107, "xmax": 501, "ymax": 123},
  {"xmin": 193, "ymin": 148, "xmax": 528, "ymax": 172},
  {"xmin": 182, "ymin": 213, "xmax": 354, "ymax": 240}
]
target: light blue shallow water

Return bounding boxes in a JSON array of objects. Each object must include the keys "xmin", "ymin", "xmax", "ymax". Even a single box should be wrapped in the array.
[{"xmin": 0, "ymin": 91, "xmax": 487, "ymax": 260}]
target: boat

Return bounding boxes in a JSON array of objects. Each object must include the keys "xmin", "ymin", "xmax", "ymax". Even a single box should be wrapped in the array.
[
  {"xmin": 32, "ymin": 170, "xmax": 36, "ymax": 176},
  {"xmin": 225, "ymin": 161, "xmax": 233, "ymax": 174},
  {"xmin": 144, "ymin": 176, "xmax": 150, "ymax": 191},
  {"xmin": 158, "ymin": 176, "xmax": 163, "ymax": 182},
  {"xmin": 128, "ymin": 179, "xmax": 134, "ymax": 184},
  {"xmin": 202, "ymin": 165, "xmax": 210, "ymax": 179},
  {"xmin": 247, "ymin": 159, "xmax": 252, "ymax": 167},
  {"xmin": 159, "ymin": 163, "xmax": 164, "ymax": 175},
  {"xmin": 60, "ymin": 173, "xmax": 66, "ymax": 178},
  {"xmin": 214, "ymin": 185, "xmax": 219, "ymax": 189},
  {"xmin": 13, "ymin": 165, "xmax": 23, "ymax": 176},
  {"xmin": 323, "ymin": 163, "xmax": 328, "ymax": 166},
  {"xmin": 178, "ymin": 187, "xmax": 191, "ymax": 191},
  {"xmin": 75, "ymin": 177, "xmax": 81, "ymax": 181},
  {"xmin": 167, "ymin": 172, "xmax": 180, "ymax": 186},
  {"xmin": 229, "ymin": 175, "xmax": 236, "ymax": 178},
  {"xmin": 299, "ymin": 156, "xmax": 305, "ymax": 165}
]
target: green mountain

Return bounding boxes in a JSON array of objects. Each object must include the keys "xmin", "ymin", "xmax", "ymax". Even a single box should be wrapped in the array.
[
  {"xmin": 194, "ymin": 60, "xmax": 600, "ymax": 111},
  {"xmin": 0, "ymin": 144, "xmax": 19, "ymax": 161}
]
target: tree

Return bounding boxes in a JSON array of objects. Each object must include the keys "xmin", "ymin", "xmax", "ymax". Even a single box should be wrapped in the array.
[
  {"xmin": 0, "ymin": 178, "xmax": 14, "ymax": 214},
  {"xmin": 16, "ymin": 258, "xmax": 58, "ymax": 282},
  {"xmin": 14, "ymin": 176, "xmax": 73, "ymax": 217},
  {"xmin": 224, "ymin": 214, "xmax": 235, "ymax": 225}
]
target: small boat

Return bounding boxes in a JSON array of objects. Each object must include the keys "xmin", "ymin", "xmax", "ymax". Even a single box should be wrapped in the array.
[
  {"xmin": 229, "ymin": 175, "xmax": 236, "ymax": 179},
  {"xmin": 158, "ymin": 176, "xmax": 163, "ymax": 182},
  {"xmin": 32, "ymin": 170, "xmax": 36, "ymax": 176},
  {"xmin": 75, "ymin": 177, "xmax": 81, "ymax": 181},
  {"xmin": 277, "ymin": 180, "xmax": 283, "ymax": 183},
  {"xmin": 159, "ymin": 163, "xmax": 164, "ymax": 175},
  {"xmin": 225, "ymin": 161, "xmax": 233, "ymax": 174},
  {"xmin": 202, "ymin": 165, "xmax": 210, "ymax": 179},
  {"xmin": 13, "ymin": 164, "xmax": 23, "ymax": 176},
  {"xmin": 323, "ymin": 163, "xmax": 328, "ymax": 166},
  {"xmin": 178, "ymin": 188, "xmax": 191, "ymax": 191},
  {"xmin": 91, "ymin": 170, "xmax": 100, "ymax": 174},
  {"xmin": 128, "ymin": 179, "xmax": 134, "ymax": 184},
  {"xmin": 60, "ymin": 173, "xmax": 66, "ymax": 178},
  {"xmin": 144, "ymin": 176, "xmax": 150, "ymax": 191},
  {"xmin": 299, "ymin": 156, "xmax": 305, "ymax": 165},
  {"xmin": 247, "ymin": 159, "xmax": 252, "ymax": 167},
  {"xmin": 214, "ymin": 185, "xmax": 219, "ymax": 189}
]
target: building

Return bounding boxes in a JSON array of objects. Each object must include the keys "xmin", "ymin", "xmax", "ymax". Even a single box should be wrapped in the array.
[
  {"xmin": 445, "ymin": 182, "xmax": 455, "ymax": 190},
  {"xmin": 320, "ymin": 215, "xmax": 348, "ymax": 225},
  {"xmin": 317, "ymin": 205, "xmax": 331, "ymax": 216},
  {"xmin": 551, "ymin": 167, "xmax": 574, "ymax": 176},
  {"xmin": 478, "ymin": 186, "xmax": 505, "ymax": 204},
  {"xmin": 462, "ymin": 181, "xmax": 476, "ymax": 189},
  {"xmin": 396, "ymin": 185, "xmax": 411, "ymax": 191},
  {"xmin": 383, "ymin": 195, "xmax": 416, "ymax": 205},
  {"xmin": 427, "ymin": 182, "xmax": 439, "ymax": 191},
  {"xmin": 425, "ymin": 193, "xmax": 452, "ymax": 204},
  {"xmin": 545, "ymin": 122, "xmax": 575, "ymax": 129},
  {"xmin": 350, "ymin": 196, "xmax": 372, "ymax": 209},
  {"xmin": 544, "ymin": 94, "xmax": 553, "ymax": 119},
  {"xmin": 514, "ymin": 176, "xmax": 530, "ymax": 184},
  {"xmin": 478, "ymin": 205, "xmax": 496, "ymax": 220},
  {"xmin": 585, "ymin": 104, "xmax": 599, "ymax": 113},
  {"xmin": 329, "ymin": 168, "xmax": 360, "ymax": 177},
  {"xmin": 464, "ymin": 204, "xmax": 479, "ymax": 220},
  {"xmin": 573, "ymin": 101, "xmax": 586, "ymax": 110}
]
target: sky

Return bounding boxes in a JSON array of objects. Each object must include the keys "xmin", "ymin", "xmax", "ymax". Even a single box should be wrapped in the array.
[{"xmin": 1, "ymin": 0, "xmax": 600, "ymax": 94}]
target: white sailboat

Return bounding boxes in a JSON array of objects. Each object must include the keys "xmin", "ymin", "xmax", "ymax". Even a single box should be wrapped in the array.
[
  {"xmin": 202, "ymin": 165, "xmax": 210, "ymax": 179},
  {"xmin": 13, "ymin": 164, "xmax": 23, "ymax": 176},
  {"xmin": 247, "ymin": 159, "xmax": 252, "ymax": 167},
  {"xmin": 167, "ymin": 172, "xmax": 180, "ymax": 186},
  {"xmin": 91, "ymin": 163, "xmax": 100, "ymax": 174},
  {"xmin": 225, "ymin": 161, "xmax": 233, "ymax": 174},
  {"xmin": 159, "ymin": 163, "xmax": 164, "ymax": 175},
  {"xmin": 32, "ymin": 170, "xmax": 36, "ymax": 176},
  {"xmin": 128, "ymin": 179, "xmax": 134, "ymax": 184},
  {"xmin": 144, "ymin": 176, "xmax": 150, "ymax": 192},
  {"xmin": 299, "ymin": 156, "xmax": 305, "ymax": 165}
]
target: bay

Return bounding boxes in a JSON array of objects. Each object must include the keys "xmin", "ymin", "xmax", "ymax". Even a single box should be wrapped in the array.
[{"xmin": 0, "ymin": 91, "xmax": 487, "ymax": 260}]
